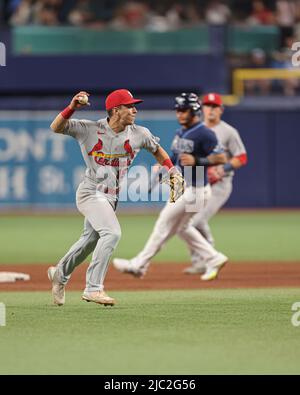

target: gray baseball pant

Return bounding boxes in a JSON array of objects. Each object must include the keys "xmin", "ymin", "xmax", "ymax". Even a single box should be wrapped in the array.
[
  {"xmin": 192, "ymin": 177, "xmax": 233, "ymax": 245},
  {"xmin": 56, "ymin": 182, "xmax": 121, "ymax": 293},
  {"xmin": 131, "ymin": 185, "xmax": 220, "ymax": 272}
]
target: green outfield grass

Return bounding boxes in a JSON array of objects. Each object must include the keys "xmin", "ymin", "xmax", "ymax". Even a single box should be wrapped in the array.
[
  {"xmin": 0, "ymin": 289, "xmax": 300, "ymax": 374},
  {"xmin": 0, "ymin": 211, "xmax": 300, "ymax": 264}
]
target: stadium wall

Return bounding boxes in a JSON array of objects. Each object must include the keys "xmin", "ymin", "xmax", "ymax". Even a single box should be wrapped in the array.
[
  {"xmin": 0, "ymin": 108, "xmax": 299, "ymax": 209},
  {"xmin": 0, "ymin": 53, "xmax": 226, "ymax": 94}
]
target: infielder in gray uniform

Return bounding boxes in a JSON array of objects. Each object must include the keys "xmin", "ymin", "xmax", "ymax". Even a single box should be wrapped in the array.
[
  {"xmin": 185, "ymin": 93, "xmax": 248, "ymax": 279},
  {"xmin": 48, "ymin": 89, "xmax": 184, "ymax": 306}
]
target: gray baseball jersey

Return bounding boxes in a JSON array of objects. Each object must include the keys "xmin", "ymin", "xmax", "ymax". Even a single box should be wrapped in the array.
[
  {"xmin": 209, "ymin": 120, "xmax": 247, "ymax": 177},
  {"xmin": 191, "ymin": 119, "xmax": 247, "ymax": 248},
  {"xmin": 63, "ymin": 117, "xmax": 160, "ymax": 200}
]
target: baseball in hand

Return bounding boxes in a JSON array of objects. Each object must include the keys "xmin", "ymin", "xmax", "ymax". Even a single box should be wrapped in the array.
[{"xmin": 78, "ymin": 94, "xmax": 89, "ymax": 105}]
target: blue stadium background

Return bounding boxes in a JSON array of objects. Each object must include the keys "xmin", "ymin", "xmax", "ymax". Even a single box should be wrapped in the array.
[{"xmin": 0, "ymin": 0, "xmax": 299, "ymax": 208}]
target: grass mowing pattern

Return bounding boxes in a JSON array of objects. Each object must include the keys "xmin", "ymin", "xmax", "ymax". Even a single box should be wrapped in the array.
[
  {"xmin": 1, "ymin": 211, "xmax": 300, "ymax": 264},
  {"xmin": 0, "ymin": 288, "xmax": 300, "ymax": 374}
]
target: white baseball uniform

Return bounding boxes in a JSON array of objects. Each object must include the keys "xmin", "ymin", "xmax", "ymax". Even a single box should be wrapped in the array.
[
  {"xmin": 117, "ymin": 121, "xmax": 227, "ymax": 275},
  {"xmin": 192, "ymin": 120, "xmax": 247, "ymax": 246},
  {"xmin": 55, "ymin": 117, "xmax": 160, "ymax": 293}
]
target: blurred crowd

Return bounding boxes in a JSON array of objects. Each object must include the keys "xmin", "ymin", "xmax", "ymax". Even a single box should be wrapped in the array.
[
  {"xmin": 0, "ymin": 0, "xmax": 299, "ymax": 36},
  {"xmin": 1, "ymin": 0, "xmax": 299, "ymax": 96},
  {"xmin": 230, "ymin": 39, "xmax": 299, "ymax": 96}
]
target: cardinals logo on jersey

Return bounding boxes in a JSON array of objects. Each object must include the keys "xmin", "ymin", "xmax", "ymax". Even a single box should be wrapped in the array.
[
  {"xmin": 88, "ymin": 138, "xmax": 135, "ymax": 167},
  {"xmin": 88, "ymin": 138, "xmax": 105, "ymax": 165},
  {"xmin": 88, "ymin": 139, "xmax": 103, "ymax": 156},
  {"xmin": 124, "ymin": 139, "xmax": 135, "ymax": 160}
]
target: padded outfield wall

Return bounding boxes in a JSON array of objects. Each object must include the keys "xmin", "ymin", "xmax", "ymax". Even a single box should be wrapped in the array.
[{"xmin": 0, "ymin": 107, "xmax": 299, "ymax": 209}]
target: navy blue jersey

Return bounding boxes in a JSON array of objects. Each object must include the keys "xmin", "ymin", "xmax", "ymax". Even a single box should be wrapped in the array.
[{"xmin": 170, "ymin": 122, "xmax": 222, "ymax": 186}]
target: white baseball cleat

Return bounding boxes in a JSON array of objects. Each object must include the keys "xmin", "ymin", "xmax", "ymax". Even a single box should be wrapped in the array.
[
  {"xmin": 82, "ymin": 291, "xmax": 115, "ymax": 306},
  {"xmin": 200, "ymin": 253, "xmax": 228, "ymax": 281},
  {"xmin": 47, "ymin": 266, "xmax": 65, "ymax": 306},
  {"xmin": 113, "ymin": 258, "xmax": 145, "ymax": 278},
  {"xmin": 183, "ymin": 264, "xmax": 206, "ymax": 275}
]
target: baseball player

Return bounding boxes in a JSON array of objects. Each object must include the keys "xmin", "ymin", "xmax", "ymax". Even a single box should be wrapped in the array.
[
  {"xmin": 184, "ymin": 93, "xmax": 248, "ymax": 279},
  {"xmin": 113, "ymin": 93, "xmax": 229, "ymax": 280},
  {"xmin": 47, "ymin": 89, "xmax": 184, "ymax": 306}
]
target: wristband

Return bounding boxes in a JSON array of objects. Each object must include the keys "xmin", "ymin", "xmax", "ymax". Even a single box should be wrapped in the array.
[
  {"xmin": 61, "ymin": 106, "xmax": 75, "ymax": 119},
  {"xmin": 162, "ymin": 159, "xmax": 174, "ymax": 171},
  {"xmin": 235, "ymin": 153, "xmax": 248, "ymax": 165},
  {"xmin": 196, "ymin": 157, "xmax": 210, "ymax": 166},
  {"xmin": 223, "ymin": 162, "xmax": 234, "ymax": 173}
]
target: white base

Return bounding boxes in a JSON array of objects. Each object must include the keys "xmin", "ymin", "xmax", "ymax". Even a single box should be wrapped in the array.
[{"xmin": 0, "ymin": 272, "xmax": 30, "ymax": 283}]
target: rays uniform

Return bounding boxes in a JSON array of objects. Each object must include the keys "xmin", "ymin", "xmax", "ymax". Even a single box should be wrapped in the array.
[
  {"xmin": 113, "ymin": 118, "xmax": 228, "ymax": 277},
  {"xmin": 171, "ymin": 121, "xmax": 223, "ymax": 187}
]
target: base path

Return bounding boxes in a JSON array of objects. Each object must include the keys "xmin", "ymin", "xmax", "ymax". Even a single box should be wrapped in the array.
[{"xmin": 0, "ymin": 262, "xmax": 300, "ymax": 291}]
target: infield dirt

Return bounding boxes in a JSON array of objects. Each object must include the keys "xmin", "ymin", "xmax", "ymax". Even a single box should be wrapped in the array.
[{"xmin": 0, "ymin": 262, "xmax": 299, "ymax": 291}]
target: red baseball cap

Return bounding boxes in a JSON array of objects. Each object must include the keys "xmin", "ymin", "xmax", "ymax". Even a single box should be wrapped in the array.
[
  {"xmin": 202, "ymin": 93, "xmax": 223, "ymax": 106},
  {"xmin": 105, "ymin": 89, "xmax": 143, "ymax": 111}
]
